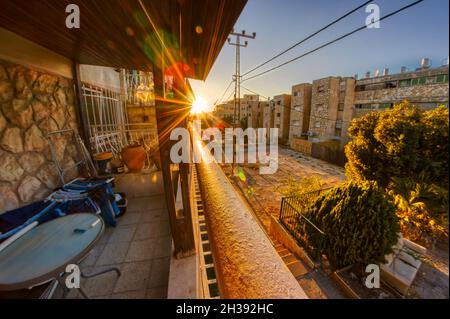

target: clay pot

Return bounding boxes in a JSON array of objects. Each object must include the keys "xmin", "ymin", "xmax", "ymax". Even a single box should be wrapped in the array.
[{"xmin": 121, "ymin": 145, "xmax": 146, "ymax": 173}]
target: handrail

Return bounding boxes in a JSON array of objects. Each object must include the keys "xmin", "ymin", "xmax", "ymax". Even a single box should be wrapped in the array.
[
  {"xmin": 192, "ymin": 125, "xmax": 307, "ymax": 299},
  {"xmin": 279, "ymin": 188, "xmax": 330, "ymax": 259}
]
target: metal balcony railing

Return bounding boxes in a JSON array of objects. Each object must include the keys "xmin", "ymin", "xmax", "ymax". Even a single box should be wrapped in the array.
[{"xmin": 279, "ymin": 188, "xmax": 330, "ymax": 259}]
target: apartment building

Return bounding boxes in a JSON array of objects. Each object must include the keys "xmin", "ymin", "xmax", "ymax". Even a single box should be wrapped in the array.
[
  {"xmin": 270, "ymin": 94, "xmax": 291, "ymax": 142},
  {"xmin": 308, "ymin": 76, "xmax": 355, "ymax": 143},
  {"xmin": 214, "ymin": 101, "xmax": 235, "ymax": 120},
  {"xmin": 214, "ymin": 94, "xmax": 260, "ymax": 123},
  {"xmin": 289, "ymin": 83, "xmax": 312, "ymax": 147},
  {"xmin": 247, "ymin": 99, "xmax": 267, "ymax": 128},
  {"xmin": 289, "ymin": 60, "xmax": 448, "ymax": 156}
]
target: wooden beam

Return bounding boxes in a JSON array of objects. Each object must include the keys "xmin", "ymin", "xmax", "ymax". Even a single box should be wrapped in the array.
[{"xmin": 154, "ymin": 66, "xmax": 195, "ymax": 258}]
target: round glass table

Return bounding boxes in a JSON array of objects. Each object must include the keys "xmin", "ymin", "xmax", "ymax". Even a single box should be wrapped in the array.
[{"xmin": 0, "ymin": 213, "xmax": 119, "ymax": 297}]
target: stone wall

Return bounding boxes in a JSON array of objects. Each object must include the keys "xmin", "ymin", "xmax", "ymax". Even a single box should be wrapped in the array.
[
  {"xmin": 0, "ymin": 60, "xmax": 80, "ymax": 214},
  {"xmin": 354, "ymin": 83, "xmax": 449, "ymax": 105},
  {"xmin": 290, "ymin": 137, "xmax": 313, "ymax": 155}
]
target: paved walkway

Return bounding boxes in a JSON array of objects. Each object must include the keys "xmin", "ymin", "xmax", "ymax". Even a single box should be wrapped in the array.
[{"xmin": 61, "ymin": 171, "xmax": 172, "ymax": 299}]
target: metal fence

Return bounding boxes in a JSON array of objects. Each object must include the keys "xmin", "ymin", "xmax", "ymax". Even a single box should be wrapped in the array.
[
  {"xmin": 81, "ymin": 82, "xmax": 158, "ymax": 169},
  {"xmin": 279, "ymin": 188, "xmax": 330, "ymax": 259}
]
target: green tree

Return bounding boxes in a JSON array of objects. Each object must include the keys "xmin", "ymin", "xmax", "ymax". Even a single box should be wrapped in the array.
[{"xmin": 345, "ymin": 101, "xmax": 449, "ymax": 188}]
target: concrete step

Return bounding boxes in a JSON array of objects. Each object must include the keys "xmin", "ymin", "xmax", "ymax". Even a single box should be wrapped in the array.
[
  {"xmin": 282, "ymin": 254, "xmax": 297, "ymax": 264},
  {"xmin": 278, "ymin": 249, "xmax": 291, "ymax": 257},
  {"xmin": 287, "ymin": 260, "xmax": 309, "ymax": 278}
]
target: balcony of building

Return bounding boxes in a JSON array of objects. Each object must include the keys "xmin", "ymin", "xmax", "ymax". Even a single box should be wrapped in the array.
[{"xmin": 0, "ymin": 0, "xmax": 308, "ymax": 300}]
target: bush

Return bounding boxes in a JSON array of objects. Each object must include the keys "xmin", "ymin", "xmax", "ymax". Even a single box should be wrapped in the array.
[
  {"xmin": 345, "ymin": 102, "xmax": 449, "ymax": 188},
  {"xmin": 299, "ymin": 181, "xmax": 400, "ymax": 269},
  {"xmin": 389, "ymin": 174, "xmax": 448, "ymax": 245}
]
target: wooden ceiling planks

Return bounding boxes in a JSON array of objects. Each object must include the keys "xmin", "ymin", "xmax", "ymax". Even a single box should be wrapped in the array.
[{"xmin": 0, "ymin": 0, "xmax": 247, "ymax": 79}]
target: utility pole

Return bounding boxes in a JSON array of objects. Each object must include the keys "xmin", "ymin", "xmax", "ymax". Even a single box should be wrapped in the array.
[{"xmin": 228, "ymin": 29, "xmax": 256, "ymax": 128}]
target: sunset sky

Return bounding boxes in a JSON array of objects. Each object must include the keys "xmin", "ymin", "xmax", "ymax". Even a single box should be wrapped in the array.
[{"xmin": 189, "ymin": 0, "xmax": 449, "ymax": 111}]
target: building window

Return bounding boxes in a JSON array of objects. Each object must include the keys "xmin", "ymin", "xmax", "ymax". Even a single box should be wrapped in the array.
[
  {"xmin": 426, "ymin": 76, "xmax": 437, "ymax": 84},
  {"xmin": 355, "ymin": 85, "xmax": 366, "ymax": 92},
  {"xmin": 338, "ymin": 103, "xmax": 344, "ymax": 111},
  {"xmin": 384, "ymin": 81, "xmax": 397, "ymax": 89},
  {"xmin": 435, "ymin": 74, "xmax": 449, "ymax": 83},
  {"xmin": 335, "ymin": 120, "xmax": 343, "ymax": 129},
  {"xmin": 315, "ymin": 121, "xmax": 321, "ymax": 128},
  {"xmin": 340, "ymin": 81, "xmax": 346, "ymax": 91},
  {"xmin": 379, "ymin": 103, "xmax": 393, "ymax": 109},
  {"xmin": 277, "ymin": 113, "xmax": 281, "ymax": 117},
  {"xmin": 317, "ymin": 85, "xmax": 325, "ymax": 93},
  {"xmin": 399, "ymin": 79, "xmax": 412, "ymax": 87},
  {"xmin": 411, "ymin": 77, "xmax": 426, "ymax": 85},
  {"xmin": 355, "ymin": 104, "xmax": 375, "ymax": 110},
  {"xmin": 334, "ymin": 128, "xmax": 342, "ymax": 137},
  {"xmin": 277, "ymin": 100, "xmax": 281, "ymax": 105},
  {"xmin": 293, "ymin": 91, "xmax": 299, "ymax": 97}
]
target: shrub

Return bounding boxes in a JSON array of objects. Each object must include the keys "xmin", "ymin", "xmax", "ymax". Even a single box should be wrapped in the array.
[
  {"xmin": 389, "ymin": 174, "xmax": 448, "ymax": 245},
  {"xmin": 299, "ymin": 181, "xmax": 400, "ymax": 269}
]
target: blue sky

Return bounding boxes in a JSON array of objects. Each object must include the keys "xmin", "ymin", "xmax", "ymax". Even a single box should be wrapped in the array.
[{"xmin": 190, "ymin": 0, "xmax": 449, "ymax": 110}]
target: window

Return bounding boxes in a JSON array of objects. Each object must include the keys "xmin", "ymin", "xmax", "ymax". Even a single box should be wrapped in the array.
[
  {"xmin": 355, "ymin": 85, "xmax": 366, "ymax": 92},
  {"xmin": 379, "ymin": 103, "xmax": 393, "ymax": 109},
  {"xmin": 426, "ymin": 76, "xmax": 436, "ymax": 84},
  {"xmin": 277, "ymin": 101, "xmax": 281, "ymax": 105},
  {"xmin": 335, "ymin": 120, "xmax": 343, "ymax": 129},
  {"xmin": 293, "ymin": 92, "xmax": 299, "ymax": 97},
  {"xmin": 355, "ymin": 104, "xmax": 375, "ymax": 110},
  {"xmin": 317, "ymin": 85, "xmax": 325, "ymax": 93},
  {"xmin": 277, "ymin": 113, "xmax": 281, "ymax": 117},
  {"xmin": 338, "ymin": 103, "xmax": 344, "ymax": 111},
  {"xmin": 340, "ymin": 81, "xmax": 346, "ymax": 91},
  {"xmin": 334, "ymin": 128, "xmax": 342, "ymax": 137},
  {"xmin": 411, "ymin": 77, "xmax": 426, "ymax": 86},
  {"xmin": 384, "ymin": 81, "xmax": 397, "ymax": 89},
  {"xmin": 436, "ymin": 74, "xmax": 446, "ymax": 83},
  {"xmin": 315, "ymin": 121, "xmax": 321, "ymax": 128},
  {"xmin": 399, "ymin": 79, "xmax": 412, "ymax": 87}
]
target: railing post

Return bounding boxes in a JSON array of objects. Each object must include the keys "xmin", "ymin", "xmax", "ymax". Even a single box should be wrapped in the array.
[{"xmin": 153, "ymin": 61, "xmax": 195, "ymax": 259}]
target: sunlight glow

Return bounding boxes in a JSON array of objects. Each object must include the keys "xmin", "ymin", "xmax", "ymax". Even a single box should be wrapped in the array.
[{"xmin": 191, "ymin": 96, "xmax": 208, "ymax": 114}]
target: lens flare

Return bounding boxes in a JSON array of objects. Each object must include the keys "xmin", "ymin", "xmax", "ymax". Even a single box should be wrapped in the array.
[{"xmin": 191, "ymin": 96, "xmax": 208, "ymax": 114}]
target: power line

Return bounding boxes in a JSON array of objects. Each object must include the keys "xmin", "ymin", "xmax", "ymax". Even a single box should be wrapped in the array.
[
  {"xmin": 242, "ymin": 0, "xmax": 373, "ymax": 77},
  {"xmin": 216, "ymin": 80, "xmax": 233, "ymax": 105},
  {"xmin": 242, "ymin": 0, "xmax": 425, "ymax": 83},
  {"xmin": 241, "ymin": 85, "xmax": 269, "ymax": 100}
]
